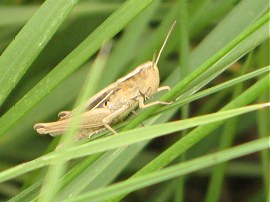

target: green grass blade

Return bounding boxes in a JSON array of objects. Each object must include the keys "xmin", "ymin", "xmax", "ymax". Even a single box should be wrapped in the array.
[
  {"xmin": 0, "ymin": 2, "xmax": 121, "ymax": 27},
  {"xmin": 191, "ymin": 0, "xmax": 268, "ymax": 67},
  {"xmin": 44, "ymin": 104, "xmax": 269, "ymax": 161},
  {"xmin": 37, "ymin": 43, "xmax": 112, "ymax": 202},
  {"xmin": 102, "ymin": 1, "xmax": 160, "ymax": 86},
  {"xmin": 205, "ymin": 51, "xmax": 253, "ymax": 202},
  {"xmin": 156, "ymin": 65, "xmax": 270, "ymax": 114},
  {"xmin": 0, "ymin": 102, "xmax": 268, "ymax": 184},
  {"xmin": 41, "ymin": 150, "xmax": 121, "ymax": 202},
  {"xmin": 10, "ymin": 14, "xmax": 268, "ymax": 200},
  {"xmin": 189, "ymin": 0, "xmax": 237, "ymax": 38},
  {"xmin": 257, "ymin": 96, "xmax": 270, "ymax": 201},
  {"xmin": 121, "ymin": 11, "xmax": 270, "ymax": 131},
  {"xmin": 161, "ymin": 0, "xmax": 268, "ymax": 97},
  {"xmin": 177, "ymin": 0, "xmax": 190, "ymax": 201},
  {"xmin": 14, "ymin": 2, "xmax": 158, "ymax": 198},
  {"xmin": 0, "ymin": 0, "xmax": 155, "ymax": 138},
  {"xmin": 74, "ymin": 3, "xmax": 269, "ymax": 200},
  {"xmin": 132, "ymin": 5, "xmax": 178, "ymax": 66},
  {"xmin": 55, "ymin": 146, "xmax": 144, "ymax": 200},
  {"xmin": 256, "ymin": 42, "xmax": 270, "ymax": 201},
  {"xmin": 108, "ymin": 75, "xmax": 269, "ymax": 201},
  {"xmin": 55, "ymin": 4, "xmax": 182, "ymax": 199},
  {"xmin": 1, "ymin": 0, "xmax": 268, "ymax": 200},
  {"xmin": 53, "ymin": 5, "xmax": 160, "ymax": 200},
  {"xmin": 8, "ymin": 154, "xmax": 103, "ymax": 202},
  {"xmin": 58, "ymin": 143, "xmax": 145, "ymax": 201},
  {"xmin": 0, "ymin": 5, "xmax": 37, "ymax": 26},
  {"xmin": 65, "ymin": 137, "xmax": 270, "ymax": 202},
  {"xmin": 0, "ymin": 0, "xmax": 79, "ymax": 106},
  {"xmin": 7, "ymin": 181, "xmax": 41, "ymax": 202}
]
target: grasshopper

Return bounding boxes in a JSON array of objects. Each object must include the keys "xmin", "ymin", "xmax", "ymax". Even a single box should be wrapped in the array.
[{"xmin": 34, "ymin": 22, "xmax": 176, "ymax": 139}]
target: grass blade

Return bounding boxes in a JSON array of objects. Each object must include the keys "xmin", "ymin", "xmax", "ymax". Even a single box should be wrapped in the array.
[
  {"xmin": 0, "ymin": 0, "xmax": 79, "ymax": 106},
  {"xmin": 205, "ymin": 51, "xmax": 253, "ymax": 202},
  {"xmin": 66, "ymin": 137, "xmax": 270, "ymax": 202},
  {"xmin": 156, "ymin": 66, "xmax": 270, "ymax": 114},
  {"xmin": 37, "ymin": 43, "xmax": 112, "ymax": 202},
  {"xmin": 108, "ymin": 75, "xmax": 269, "ymax": 201},
  {"xmin": 122, "ymin": 11, "xmax": 270, "ymax": 131},
  {"xmin": 0, "ymin": 102, "xmax": 268, "ymax": 184},
  {"xmin": 0, "ymin": 0, "xmax": 155, "ymax": 138}
]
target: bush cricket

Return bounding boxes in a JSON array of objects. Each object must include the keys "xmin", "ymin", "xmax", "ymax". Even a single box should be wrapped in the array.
[{"xmin": 34, "ymin": 21, "xmax": 176, "ymax": 139}]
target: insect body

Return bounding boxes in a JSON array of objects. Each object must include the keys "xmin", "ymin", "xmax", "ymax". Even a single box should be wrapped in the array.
[
  {"xmin": 35, "ymin": 108, "xmax": 111, "ymax": 139},
  {"xmin": 34, "ymin": 22, "xmax": 176, "ymax": 139}
]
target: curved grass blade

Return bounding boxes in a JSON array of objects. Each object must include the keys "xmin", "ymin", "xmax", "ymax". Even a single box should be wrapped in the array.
[
  {"xmin": 0, "ymin": 0, "xmax": 79, "ymax": 106},
  {"xmin": 155, "ymin": 66, "xmax": 270, "ymax": 114},
  {"xmin": 52, "ymin": 3, "xmax": 270, "ymax": 200},
  {"xmin": 121, "ymin": 11, "xmax": 270, "ymax": 131},
  {"xmin": 65, "ymin": 137, "xmax": 269, "ymax": 202},
  {"xmin": 107, "ymin": 75, "xmax": 269, "ymax": 202},
  {"xmin": 37, "ymin": 42, "xmax": 112, "ymax": 202},
  {"xmin": 0, "ymin": 102, "xmax": 268, "ymax": 184},
  {"xmin": 205, "ymin": 51, "xmax": 254, "ymax": 202},
  {"xmin": 0, "ymin": 0, "xmax": 155, "ymax": 138}
]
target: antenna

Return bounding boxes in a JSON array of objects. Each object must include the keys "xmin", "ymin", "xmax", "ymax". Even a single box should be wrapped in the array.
[{"xmin": 155, "ymin": 20, "xmax": 176, "ymax": 65}]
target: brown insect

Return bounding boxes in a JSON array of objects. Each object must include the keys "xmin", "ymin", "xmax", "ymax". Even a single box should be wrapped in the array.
[{"xmin": 34, "ymin": 21, "xmax": 176, "ymax": 139}]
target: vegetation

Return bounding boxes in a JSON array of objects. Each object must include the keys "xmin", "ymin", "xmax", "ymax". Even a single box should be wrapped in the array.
[{"xmin": 0, "ymin": 0, "xmax": 269, "ymax": 201}]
